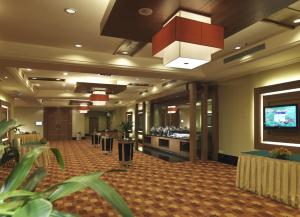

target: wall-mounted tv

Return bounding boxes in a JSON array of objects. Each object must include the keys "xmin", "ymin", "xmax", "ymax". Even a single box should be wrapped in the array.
[{"xmin": 264, "ymin": 104, "xmax": 298, "ymax": 129}]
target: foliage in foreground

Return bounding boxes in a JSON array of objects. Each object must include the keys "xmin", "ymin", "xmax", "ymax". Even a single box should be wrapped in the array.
[{"xmin": 0, "ymin": 119, "xmax": 133, "ymax": 217}]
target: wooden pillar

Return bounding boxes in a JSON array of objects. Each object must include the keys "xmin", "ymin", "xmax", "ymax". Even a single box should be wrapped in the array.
[
  {"xmin": 134, "ymin": 103, "xmax": 139, "ymax": 150},
  {"xmin": 201, "ymin": 84, "xmax": 208, "ymax": 161},
  {"xmin": 189, "ymin": 82, "xmax": 197, "ymax": 162},
  {"xmin": 212, "ymin": 86, "xmax": 219, "ymax": 161}
]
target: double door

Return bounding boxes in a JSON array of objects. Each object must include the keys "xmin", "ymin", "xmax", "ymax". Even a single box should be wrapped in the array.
[{"xmin": 44, "ymin": 108, "xmax": 72, "ymax": 140}]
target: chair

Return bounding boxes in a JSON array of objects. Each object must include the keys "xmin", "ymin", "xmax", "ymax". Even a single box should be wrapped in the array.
[
  {"xmin": 0, "ymin": 146, "xmax": 19, "ymax": 167},
  {"xmin": 102, "ymin": 137, "xmax": 113, "ymax": 154}
]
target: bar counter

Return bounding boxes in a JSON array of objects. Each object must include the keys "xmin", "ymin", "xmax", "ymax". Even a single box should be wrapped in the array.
[{"xmin": 143, "ymin": 135, "xmax": 190, "ymax": 157}]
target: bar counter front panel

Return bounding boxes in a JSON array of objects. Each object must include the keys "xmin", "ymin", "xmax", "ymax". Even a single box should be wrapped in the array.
[{"xmin": 144, "ymin": 135, "xmax": 190, "ymax": 157}]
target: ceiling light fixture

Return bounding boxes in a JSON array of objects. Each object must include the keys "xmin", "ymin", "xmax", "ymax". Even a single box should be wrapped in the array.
[
  {"xmin": 32, "ymin": 77, "xmax": 37, "ymax": 80},
  {"xmin": 152, "ymin": 10, "xmax": 224, "ymax": 69},
  {"xmin": 63, "ymin": 72, "xmax": 68, "ymax": 76},
  {"xmin": 26, "ymin": 68, "xmax": 32, "ymax": 71},
  {"xmin": 4, "ymin": 76, "xmax": 8, "ymax": 79},
  {"xmin": 78, "ymin": 103, "xmax": 89, "ymax": 114},
  {"xmin": 235, "ymin": 46, "xmax": 241, "ymax": 50},
  {"xmin": 138, "ymin": 8, "xmax": 153, "ymax": 16},
  {"xmin": 121, "ymin": 51, "xmax": 129, "ymax": 55},
  {"xmin": 293, "ymin": 18, "xmax": 300, "ymax": 24},
  {"xmin": 74, "ymin": 44, "xmax": 82, "ymax": 48},
  {"xmin": 90, "ymin": 91, "xmax": 109, "ymax": 106},
  {"xmin": 64, "ymin": 8, "xmax": 77, "ymax": 14},
  {"xmin": 167, "ymin": 106, "xmax": 177, "ymax": 114},
  {"xmin": 56, "ymin": 78, "xmax": 61, "ymax": 81}
]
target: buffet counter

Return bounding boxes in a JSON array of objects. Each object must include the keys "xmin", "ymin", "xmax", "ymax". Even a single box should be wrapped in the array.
[{"xmin": 143, "ymin": 135, "xmax": 190, "ymax": 157}]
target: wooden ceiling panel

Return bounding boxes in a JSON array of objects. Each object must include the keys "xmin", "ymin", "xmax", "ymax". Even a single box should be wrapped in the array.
[
  {"xmin": 101, "ymin": 0, "xmax": 296, "ymax": 42},
  {"xmin": 74, "ymin": 82, "xmax": 127, "ymax": 95}
]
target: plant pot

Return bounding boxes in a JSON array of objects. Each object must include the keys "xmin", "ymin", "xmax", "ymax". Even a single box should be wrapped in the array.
[
  {"xmin": 102, "ymin": 137, "xmax": 113, "ymax": 154},
  {"xmin": 92, "ymin": 134, "xmax": 101, "ymax": 146},
  {"xmin": 118, "ymin": 140, "xmax": 134, "ymax": 166}
]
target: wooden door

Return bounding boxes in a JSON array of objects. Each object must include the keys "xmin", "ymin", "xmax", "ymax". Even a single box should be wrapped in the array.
[
  {"xmin": 44, "ymin": 108, "xmax": 72, "ymax": 141},
  {"xmin": 89, "ymin": 117, "xmax": 99, "ymax": 133}
]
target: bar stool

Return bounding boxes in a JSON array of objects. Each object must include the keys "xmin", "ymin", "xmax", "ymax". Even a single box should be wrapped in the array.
[
  {"xmin": 118, "ymin": 139, "xmax": 134, "ymax": 166},
  {"xmin": 101, "ymin": 137, "xmax": 113, "ymax": 154}
]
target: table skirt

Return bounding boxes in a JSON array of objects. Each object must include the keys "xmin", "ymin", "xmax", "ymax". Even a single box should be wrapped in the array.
[
  {"xmin": 236, "ymin": 154, "xmax": 300, "ymax": 209},
  {"xmin": 15, "ymin": 134, "xmax": 41, "ymax": 145}
]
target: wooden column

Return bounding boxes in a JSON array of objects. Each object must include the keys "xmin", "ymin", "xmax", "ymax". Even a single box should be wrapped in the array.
[
  {"xmin": 211, "ymin": 86, "xmax": 219, "ymax": 161},
  {"xmin": 134, "ymin": 103, "xmax": 139, "ymax": 150},
  {"xmin": 201, "ymin": 84, "xmax": 208, "ymax": 161},
  {"xmin": 189, "ymin": 82, "xmax": 197, "ymax": 162}
]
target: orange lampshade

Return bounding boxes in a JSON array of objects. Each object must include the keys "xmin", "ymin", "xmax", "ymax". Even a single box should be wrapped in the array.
[{"xmin": 90, "ymin": 91, "xmax": 109, "ymax": 106}]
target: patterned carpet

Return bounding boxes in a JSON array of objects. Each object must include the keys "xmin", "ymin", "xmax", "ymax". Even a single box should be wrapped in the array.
[{"xmin": 1, "ymin": 140, "xmax": 300, "ymax": 217}]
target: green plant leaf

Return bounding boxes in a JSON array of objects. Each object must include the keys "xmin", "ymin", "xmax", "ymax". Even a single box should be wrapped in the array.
[
  {"xmin": 0, "ymin": 190, "xmax": 35, "ymax": 201},
  {"xmin": 48, "ymin": 172, "xmax": 133, "ymax": 217},
  {"xmin": 0, "ymin": 119, "xmax": 16, "ymax": 137},
  {"xmin": 47, "ymin": 182, "xmax": 85, "ymax": 202},
  {"xmin": 23, "ymin": 167, "xmax": 47, "ymax": 191},
  {"xmin": 1, "ymin": 146, "xmax": 46, "ymax": 193},
  {"xmin": 67, "ymin": 173, "xmax": 133, "ymax": 217},
  {"xmin": 50, "ymin": 148, "xmax": 64, "ymax": 170},
  {"xmin": 13, "ymin": 198, "xmax": 52, "ymax": 217},
  {"xmin": 50, "ymin": 209, "xmax": 79, "ymax": 217}
]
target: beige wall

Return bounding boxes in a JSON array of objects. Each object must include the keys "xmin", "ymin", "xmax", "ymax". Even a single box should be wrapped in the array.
[
  {"xmin": 219, "ymin": 62, "xmax": 300, "ymax": 156},
  {"xmin": 72, "ymin": 110, "xmax": 85, "ymax": 137},
  {"xmin": 0, "ymin": 89, "xmax": 11, "ymax": 103},
  {"xmin": 14, "ymin": 107, "xmax": 44, "ymax": 136},
  {"xmin": 110, "ymin": 107, "xmax": 127, "ymax": 130}
]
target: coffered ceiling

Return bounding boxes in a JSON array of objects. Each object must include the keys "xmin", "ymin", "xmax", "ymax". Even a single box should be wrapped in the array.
[{"xmin": 0, "ymin": 0, "xmax": 299, "ymax": 109}]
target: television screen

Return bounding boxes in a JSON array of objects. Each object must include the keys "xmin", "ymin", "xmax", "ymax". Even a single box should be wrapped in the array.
[{"xmin": 264, "ymin": 104, "xmax": 298, "ymax": 128}]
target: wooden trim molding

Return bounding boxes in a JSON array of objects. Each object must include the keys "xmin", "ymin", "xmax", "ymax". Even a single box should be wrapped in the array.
[{"xmin": 254, "ymin": 80, "xmax": 300, "ymax": 153}]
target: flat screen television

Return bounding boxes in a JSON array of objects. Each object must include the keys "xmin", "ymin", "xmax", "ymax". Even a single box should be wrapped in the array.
[{"xmin": 264, "ymin": 104, "xmax": 298, "ymax": 129}]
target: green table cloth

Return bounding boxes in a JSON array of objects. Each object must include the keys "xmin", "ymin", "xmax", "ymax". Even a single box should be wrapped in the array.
[{"xmin": 243, "ymin": 150, "xmax": 300, "ymax": 162}]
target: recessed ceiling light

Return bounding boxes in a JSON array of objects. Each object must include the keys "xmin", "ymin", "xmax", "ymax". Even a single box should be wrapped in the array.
[
  {"xmin": 235, "ymin": 46, "xmax": 241, "ymax": 50},
  {"xmin": 56, "ymin": 78, "xmax": 61, "ymax": 81},
  {"xmin": 4, "ymin": 76, "xmax": 8, "ymax": 79},
  {"xmin": 64, "ymin": 8, "xmax": 77, "ymax": 14},
  {"xmin": 138, "ymin": 8, "xmax": 153, "ymax": 16},
  {"xmin": 26, "ymin": 68, "xmax": 32, "ymax": 71},
  {"xmin": 122, "ymin": 51, "xmax": 129, "ymax": 55},
  {"xmin": 32, "ymin": 77, "xmax": 37, "ymax": 80},
  {"xmin": 63, "ymin": 72, "xmax": 68, "ymax": 76},
  {"xmin": 74, "ymin": 44, "xmax": 82, "ymax": 48},
  {"xmin": 293, "ymin": 19, "xmax": 300, "ymax": 24}
]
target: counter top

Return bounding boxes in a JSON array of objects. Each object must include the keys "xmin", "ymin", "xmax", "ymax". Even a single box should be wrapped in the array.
[{"xmin": 144, "ymin": 134, "xmax": 190, "ymax": 141}]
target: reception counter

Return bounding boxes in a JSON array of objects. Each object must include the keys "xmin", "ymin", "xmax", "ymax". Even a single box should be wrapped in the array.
[
  {"xmin": 14, "ymin": 133, "xmax": 42, "ymax": 145},
  {"xmin": 143, "ymin": 135, "xmax": 190, "ymax": 158}
]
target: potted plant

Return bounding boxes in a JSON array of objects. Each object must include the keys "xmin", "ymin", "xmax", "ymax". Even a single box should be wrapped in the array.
[
  {"xmin": 269, "ymin": 147, "xmax": 292, "ymax": 160},
  {"xmin": 120, "ymin": 121, "xmax": 133, "ymax": 139},
  {"xmin": 0, "ymin": 119, "xmax": 133, "ymax": 217}
]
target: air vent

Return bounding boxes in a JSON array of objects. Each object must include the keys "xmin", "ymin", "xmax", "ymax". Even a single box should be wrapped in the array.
[
  {"xmin": 162, "ymin": 80, "xmax": 177, "ymax": 87},
  {"xmin": 114, "ymin": 40, "xmax": 146, "ymax": 56},
  {"xmin": 28, "ymin": 77, "xmax": 65, "ymax": 82},
  {"xmin": 224, "ymin": 43, "xmax": 266, "ymax": 64},
  {"xmin": 128, "ymin": 83, "xmax": 153, "ymax": 87}
]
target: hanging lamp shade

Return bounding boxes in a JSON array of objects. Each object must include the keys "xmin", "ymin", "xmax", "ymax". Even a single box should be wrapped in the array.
[
  {"xmin": 152, "ymin": 11, "xmax": 224, "ymax": 69},
  {"xmin": 78, "ymin": 103, "xmax": 89, "ymax": 114},
  {"xmin": 167, "ymin": 105, "xmax": 177, "ymax": 114},
  {"xmin": 90, "ymin": 91, "xmax": 109, "ymax": 106}
]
